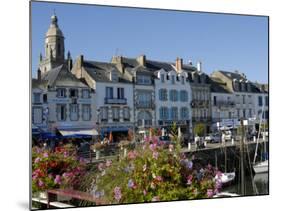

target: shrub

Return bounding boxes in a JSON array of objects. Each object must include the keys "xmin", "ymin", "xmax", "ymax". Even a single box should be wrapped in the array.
[{"xmin": 82, "ymin": 132, "xmax": 221, "ymax": 204}]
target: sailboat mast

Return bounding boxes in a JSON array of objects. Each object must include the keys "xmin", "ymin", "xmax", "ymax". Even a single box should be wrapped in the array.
[{"xmin": 253, "ymin": 105, "xmax": 265, "ymax": 164}]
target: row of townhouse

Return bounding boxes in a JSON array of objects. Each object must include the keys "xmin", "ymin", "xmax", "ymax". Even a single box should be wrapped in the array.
[{"xmin": 31, "ymin": 14, "xmax": 268, "ymax": 140}]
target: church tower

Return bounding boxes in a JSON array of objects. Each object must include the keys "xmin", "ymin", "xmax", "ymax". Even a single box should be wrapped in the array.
[{"xmin": 39, "ymin": 13, "xmax": 65, "ymax": 73}]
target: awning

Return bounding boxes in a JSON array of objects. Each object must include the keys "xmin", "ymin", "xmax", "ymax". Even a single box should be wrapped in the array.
[{"xmin": 59, "ymin": 129, "xmax": 98, "ymax": 137}]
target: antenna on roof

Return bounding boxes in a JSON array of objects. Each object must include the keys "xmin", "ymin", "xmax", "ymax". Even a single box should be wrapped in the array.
[{"xmin": 115, "ymin": 48, "xmax": 119, "ymax": 56}]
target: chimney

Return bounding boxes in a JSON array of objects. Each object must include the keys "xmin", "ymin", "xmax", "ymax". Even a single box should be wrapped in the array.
[
  {"xmin": 112, "ymin": 56, "xmax": 124, "ymax": 73},
  {"xmin": 137, "ymin": 55, "xmax": 146, "ymax": 66},
  {"xmin": 37, "ymin": 68, "xmax": 41, "ymax": 81},
  {"xmin": 175, "ymin": 57, "xmax": 183, "ymax": 71},
  {"xmin": 78, "ymin": 55, "xmax": 84, "ymax": 68},
  {"xmin": 197, "ymin": 61, "xmax": 202, "ymax": 72}
]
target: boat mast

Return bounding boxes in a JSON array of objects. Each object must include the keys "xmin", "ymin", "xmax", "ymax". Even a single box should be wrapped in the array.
[
  {"xmin": 253, "ymin": 105, "xmax": 265, "ymax": 164},
  {"xmin": 240, "ymin": 119, "xmax": 245, "ymax": 195}
]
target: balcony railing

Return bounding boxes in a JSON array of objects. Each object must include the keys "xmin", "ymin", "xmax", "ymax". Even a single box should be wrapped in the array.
[
  {"xmin": 104, "ymin": 98, "xmax": 127, "ymax": 104},
  {"xmin": 191, "ymin": 100, "xmax": 210, "ymax": 108},
  {"xmin": 136, "ymin": 101, "xmax": 155, "ymax": 109},
  {"xmin": 214, "ymin": 101, "xmax": 235, "ymax": 108}
]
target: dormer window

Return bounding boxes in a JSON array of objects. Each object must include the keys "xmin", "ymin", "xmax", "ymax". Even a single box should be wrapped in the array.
[
  {"xmin": 69, "ymin": 89, "xmax": 78, "ymax": 98},
  {"xmin": 57, "ymin": 88, "xmax": 66, "ymax": 98},
  {"xmin": 110, "ymin": 70, "xmax": 118, "ymax": 82},
  {"xmin": 171, "ymin": 75, "xmax": 175, "ymax": 84},
  {"xmin": 181, "ymin": 76, "xmax": 185, "ymax": 84},
  {"xmin": 160, "ymin": 74, "xmax": 165, "ymax": 83}
]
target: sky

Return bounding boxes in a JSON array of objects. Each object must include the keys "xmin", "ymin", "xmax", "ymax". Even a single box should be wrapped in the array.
[{"xmin": 31, "ymin": 1, "xmax": 268, "ymax": 83}]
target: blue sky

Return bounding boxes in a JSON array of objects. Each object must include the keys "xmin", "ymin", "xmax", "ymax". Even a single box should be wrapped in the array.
[{"xmin": 31, "ymin": 1, "xmax": 268, "ymax": 83}]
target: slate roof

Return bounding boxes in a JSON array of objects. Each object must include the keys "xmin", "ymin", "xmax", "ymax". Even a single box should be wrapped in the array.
[
  {"xmin": 40, "ymin": 64, "xmax": 88, "ymax": 87},
  {"xmin": 217, "ymin": 70, "xmax": 246, "ymax": 81},
  {"xmin": 121, "ymin": 57, "xmax": 197, "ymax": 74},
  {"xmin": 83, "ymin": 60, "xmax": 131, "ymax": 83}
]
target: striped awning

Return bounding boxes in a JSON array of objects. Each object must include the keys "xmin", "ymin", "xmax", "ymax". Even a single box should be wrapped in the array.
[{"xmin": 59, "ymin": 129, "xmax": 98, "ymax": 137}]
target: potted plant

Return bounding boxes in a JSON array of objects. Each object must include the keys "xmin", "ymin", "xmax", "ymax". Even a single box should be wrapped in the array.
[{"xmin": 32, "ymin": 145, "xmax": 86, "ymax": 199}]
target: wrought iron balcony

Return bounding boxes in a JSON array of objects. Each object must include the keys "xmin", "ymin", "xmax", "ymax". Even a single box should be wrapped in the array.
[{"xmin": 104, "ymin": 98, "xmax": 127, "ymax": 104}]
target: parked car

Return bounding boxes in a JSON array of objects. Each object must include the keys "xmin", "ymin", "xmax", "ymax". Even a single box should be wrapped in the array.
[{"xmin": 205, "ymin": 133, "xmax": 220, "ymax": 143}]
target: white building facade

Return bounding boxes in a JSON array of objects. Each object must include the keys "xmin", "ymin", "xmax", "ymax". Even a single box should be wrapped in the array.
[{"xmin": 154, "ymin": 67, "xmax": 192, "ymax": 134}]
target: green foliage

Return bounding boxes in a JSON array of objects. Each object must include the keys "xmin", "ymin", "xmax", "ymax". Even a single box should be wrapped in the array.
[
  {"xmin": 194, "ymin": 123, "xmax": 206, "ymax": 137},
  {"xmin": 32, "ymin": 145, "xmax": 86, "ymax": 195},
  {"xmin": 81, "ymin": 131, "xmax": 219, "ymax": 204}
]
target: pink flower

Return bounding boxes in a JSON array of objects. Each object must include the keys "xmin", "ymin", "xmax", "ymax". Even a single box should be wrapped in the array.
[
  {"xmin": 143, "ymin": 190, "xmax": 147, "ymax": 196},
  {"xmin": 63, "ymin": 151, "xmax": 69, "ymax": 157},
  {"xmin": 43, "ymin": 152, "xmax": 49, "ymax": 158},
  {"xmin": 114, "ymin": 187, "xmax": 122, "ymax": 202},
  {"xmin": 207, "ymin": 189, "xmax": 214, "ymax": 198},
  {"xmin": 169, "ymin": 144, "xmax": 174, "ymax": 152},
  {"xmin": 152, "ymin": 151, "xmax": 159, "ymax": 159},
  {"xmin": 38, "ymin": 179, "xmax": 44, "ymax": 187},
  {"xmin": 54, "ymin": 175, "xmax": 61, "ymax": 185},
  {"xmin": 149, "ymin": 144, "xmax": 157, "ymax": 151},
  {"xmin": 155, "ymin": 176, "xmax": 162, "ymax": 182},
  {"xmin": 34, "ymin": 157, "xmax": 40, "ymax": 163},
  {"xmin": 106, "ymin": 160, "xmax": 112, "ymax": 167},
  {"xmin": 128, "ymin": 150, "xmax": 137, "ymax": 160},
  {"xmin": 186, "ymin": 175, "xmax": 193, "ymax": 185}
]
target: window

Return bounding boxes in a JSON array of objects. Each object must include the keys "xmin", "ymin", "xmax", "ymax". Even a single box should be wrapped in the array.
[
  {"xmin": 43, "ymin": 94, "xmax": 47, "ymax": 103},
  {"xmin": 100, "ymin": 107, "xmax": 108, "ymax": 121},
  {"xmin": 171, "ymin": 75, "xmax": 175, "ymax": 84},
  {"xmin": 249, "ymin": 109, "xmax": 252, "ymax": 118},
  {"xmin": 242, "ymin": 95, "xmax": 246, "ymax": 104},
  {"xmin": 159, "ymin": 89, "xmax": 168, "ymax": 101},
  {"xmin": 137, "ymin": 111, "xmax": 152, "ymax": 126},
  {"xmin": 82, "ymin": 89, "xmax": 90, "ymax": 98},
  {"xmin": 258, "ymin": 96, "xmax": 263, "ymax": 106},
  {"xmin": 159, "ymin": 107, "xmax": 168, "ymax": 120},
  {"xmin": 228, "ymin": 112, "xmax": 232, "ymax": 119},
  {"xmin": 32, "ymin": 107, "xmax": 42, "ymax": 124},
  {"xmin": 82, "ymin": 104, "xmax": 91, "ymax": 121},
  {"xmin": 57, "ymin": 88, "xmax": 66, "ymax": 98},
  {"xmin": 243, "ymin": 109, "xmax": 246, "ymax": 118},
  {"xmin": 117, "ymin": 88, "xmax": 124, "ymax": 99},
  {"xmin": 33, "ymin": 93, "xmax": 41, "ymax": 104},
  {"xmin": 110, "ymin": 71, "xmax": 118, "ymax": 82},
  {"xmin": 170, "ymin": 107, "xmax": 178, "ymax": 120},
  {"xmin": 70, "ymin": 89, "xmax": 78, "ymax": 98},
  {"xmin": 106, "ymin": 87, "xmax": 113, "ymax": 99},
  {"xmin": 180, "ymin": 107, "xmax": 189, "ymax": 120},
  {"xmin": 123, "ymin": 107, "xmax": 130, "ymax": 121},
  {"xmin": 265, "ymin": 96, "xmax": 269, "ymax": 106},
  {"xmin": 213, "ymin": 96, "xmax": 217, "ymax": 106},
  {"xmin": 169, "ymin": 90, "xmax": 178, "ymax": 102},
  {"xmin": 237, "ymin": 109, "xmax": 240, "ymax": 118},
  {"xmin": 160, "ymin": 74, "xmax": 165, "ymax": 83},
  {"xmin": 180, "ymin": 90, "xmax": 188, "ymax": 102},
  {"xmin": 137, "ymin": 92, "xmax": 152, "ymax": 107},
  {"xmin": 70, "ymin": 104, "xmax": 79, "ymax": 121},
  {"xmin": 248, "ymin": 95, "xmax": 252, "ymax": 104},
  {"xmin": 181, "ymin": 76, "xmax": 185, "ymax": 84},
  {"xmin": 137, "ymin": 75, "xmax": 151, "ymax": 85},
  {"xmin": 112, "ymin": 107, "xmax": 120, "ymax": 121},
  {"xmin": 57, "ymin": 104, "xmax": 67, "ymax": 121}
]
